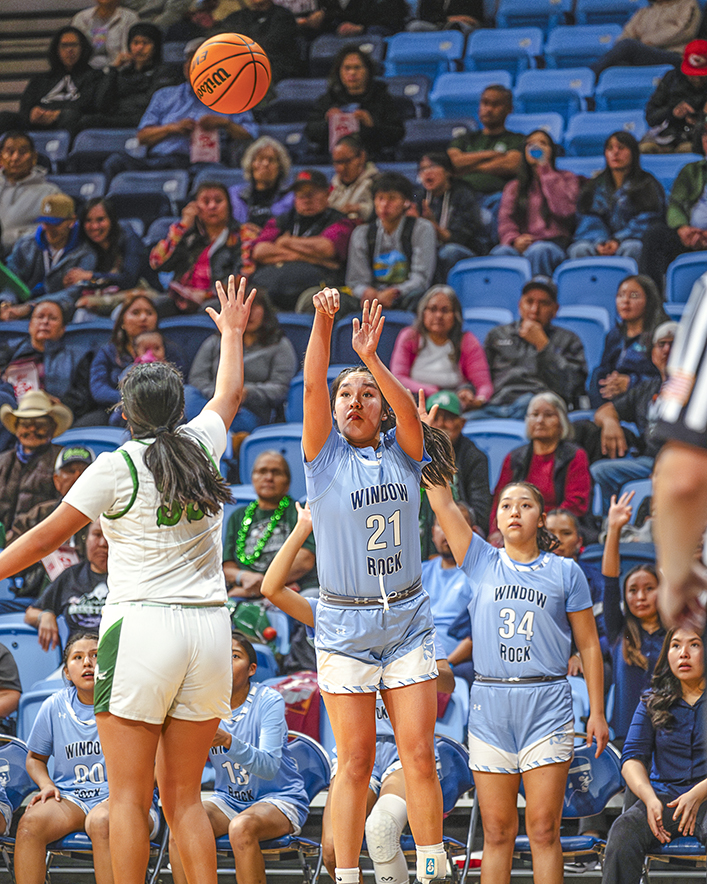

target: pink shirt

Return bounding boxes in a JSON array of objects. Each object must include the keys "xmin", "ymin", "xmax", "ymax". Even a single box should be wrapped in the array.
[{"xmin": 498, "ymin": 165, "xmax": 580, "ymax": 246}]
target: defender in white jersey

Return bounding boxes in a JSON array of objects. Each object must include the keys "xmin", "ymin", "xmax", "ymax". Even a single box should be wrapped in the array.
[
  {"xmin": 426, "ymin": 474, "xmax": 609, "ymax": 884},
  {"xmin": 302, "ymin": 290, "xmax": 457, "ymax": 884},
  {"xmin": 170, "ymin": 633, "xmax": 310, "ymax": 884},
  {"xmin": 0, "ymin": 276, "xmax": 256, "ymax": 884}
]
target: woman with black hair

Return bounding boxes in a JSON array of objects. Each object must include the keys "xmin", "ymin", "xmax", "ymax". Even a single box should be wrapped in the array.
[
  {"xmin": 492, "ymin": 129, "xmax": 581, "ymax": 277},
  {"xmin": 603, "ymin": 627, "xmax": 707, "ymax": 884},
  {"xmin": 18, "ymin": 27, "xmax": 103, "ymax": 136},
  {"xmin": 0, "ymin": 274, "xmax": 255, "ymax": 884},
  {"xmin": 184, "ymin": 288, "xmax": 297, "ymax": 432},
  {"xmin": 305, "ymin": 46, "xmax": 404, "ymax": 159},
  {"xmin": 569, "ymin": 131, "xmax": 665, "ymax": 265}
]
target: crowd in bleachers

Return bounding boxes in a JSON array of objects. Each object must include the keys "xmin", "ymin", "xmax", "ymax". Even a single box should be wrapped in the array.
[{"xmin": 2, "ymin": 0, "xmax": 707, "ymax": 880}]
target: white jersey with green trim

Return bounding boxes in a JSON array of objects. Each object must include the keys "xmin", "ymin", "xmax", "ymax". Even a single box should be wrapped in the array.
[{"xmin": 63, "ymin": 411, "xmax": 228, "ymax": 605}]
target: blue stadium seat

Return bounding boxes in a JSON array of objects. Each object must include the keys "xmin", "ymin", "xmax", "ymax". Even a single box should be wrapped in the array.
[
  {"xmin": 462, "ymin": 307, "xmax": 515, "ymax": 344},
  {"xmin": 62, "ymin": 319, "xmax": 113, "ymax": 357},
  {"xmin": 0, "ymin": 321, "xmax": 29, "ymax": 350},
  {"xmin": 641, "ymin": 153, "xmax": 702, "ymax": 196},
  {"xmin": 277, "ymin": 312, "xmax": 313, "ymax": 367},
  {"xmin": 429, "ymin": 71, "xmax": 513, "ymax": 119},
  {"xmin": 28, "ymin": 130, "xmax": 71, "ymax": 173},
  {"xmin": 286, "ymin": 366, "xmax": 349, "ymax": 423},
  {"xmin": 384, "ymin": 31, "xmax": 465, "ymax": 79},
  {"xmin": 222, "ymin": 485, "xmax": 258, "ymax": 544},
  {"xmin": 258, "ymin": 123, "xmax": 317, "ymax": 164},
  {"xmin": 496, "ymin": 0, "xmax": 572, "ymax": 34},
  {"xmin": 447, "ymin": 256, "xmax": 531, "ymax": 314},
  {"xmin": 619, "ymin": 476, "xmax": 652, "ymax": 523},
  {"xmin": 67, "ymin": 128, "xmax": 145, "ymax": 173},
  {"xmin": 144, "ymin": 215, "xmax": 181, "ymax": 246},
  {"xmin": 575, "ymin": 0, "xmax": 647, "ymax": 25},
  {"xmin": 309, "ymin": 33, "xmax": 386, "ymax": 77},
  {"xmin": 665, "ymin": 252, "xmax": 707, "ymax": 303},
  {"xmin": 376, "ymin": 161, "xmax": 421, "ymax": 179},
  {"xmin": 0, "ymin": 736, "xmax": 35, "ymax": 845},
  {"xmin": 384, "ymin": 75, "xmax": 431, "ymax": 119},
  {"xmin": 553, "ymin": 305, "xmax": 612, "ymax": 374},
  {"xmin": 463, "ymin": 27, "xmax": 543, "ymax": 78},
  {"xmin": 564, "ymin": 110, "xmax": 647, "ymax": 156},
  {"xmin": 462, "ymin": 419, "xmax": 528, "ymax": 487},
  {"xmin": 252, "ymin": 643, "xmax": 279, "ymax": 681},
  {"xmin": 239, "ymin": 423, "xmax": 305, "ymax": 500},
  {"xmin": 556, "ymin": 154, "xmax": 604, "ymax": 178},
  {"xmin": 331, "ymin": 309, "xmax": 414, "ymax": 367},
  {"xmin": 514, "ymin": 68, "xmax": 594, "ymax": 123},
  {"xmin": 645, "ymin": 837, "xmax": 706, "ymax": 879},
  {"xmin": 160, "ymin": 314, "xmax": 220, "ymax": 373},
  {"xmin": 108, "ymin": 169, "xmax": 189, "ymax": 212},
  {"xmin": 397, "ymin": 118, "xmax": 476, "ymax": 160},
  {"xmin": 47, "ymin": 173, "xmax": 106, "ymax": 203},
  {"xmin": 595, "ymin": 65, "xmax": 672, "ymax": 111},
  {"xmin": 192, "ymin": 165, "xmax": 246, "ymax": 190},
  {"xmin": 544, "ymin": 24, "xmax": 623, "ymax": 69},
  {"xmin": 505, "ymin": 112, "xmax": 564, "ymax": 143},
  {"xmin": 553, "ymin": 257, "xmax": 638, "ymax": 318},
  {"xmin": 0, "ymin": 623, "xmax": 62, "ymax": 692},
  {"xmin": 260, "ymin": 78, "xmax": 328, "ymax": 123},
  {"xmin": 54, "ymin": 426, "xmax": 128, "ymax": 455}
]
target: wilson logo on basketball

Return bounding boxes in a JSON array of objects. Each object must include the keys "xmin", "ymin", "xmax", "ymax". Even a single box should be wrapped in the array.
[{"xmin": 195, "ymin": 68, "xmax": 232, "ymax": 98}]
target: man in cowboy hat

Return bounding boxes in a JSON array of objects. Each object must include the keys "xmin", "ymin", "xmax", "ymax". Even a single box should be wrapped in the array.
[{"xmin": 0, "ymin": 390, "xmax": 72, "ymax": 554}]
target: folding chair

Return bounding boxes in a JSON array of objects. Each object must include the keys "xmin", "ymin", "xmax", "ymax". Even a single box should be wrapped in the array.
[
  {"xmin": 214, "ymin": 732, "xmax": 331, "ymax": 884},
  {"xmin": 556, "ymin": 155, "xmax": 604, "ymax": 178},
  {"xmin": 544, "ymin": 24, "xmax": 623, "ymax": 69},
  {"xmin": 63, "ymin": 319, "xmax": 113, "ymax": 358},
  {"xmin": 239, "ymin": 423, "xmax": 306, "ymax": 500},
  {"xmin": 644, "ymin": 836, "xmax": 706, "ymax": 881},
  {"xmin": 618, "ymin": 476, "xmax": 652, "ymax": 523},
  {"xmin": 0, "ymin": 735, "xmax": 36, "ymax": 882},
  {"xmin": 384, "ymin": 75, "xmax": 431, "ymax": 120},
  {"xmin": 261, "ymin": 79, "xmax": 328, "ymax": 123},
  {"xmin": 258, "ymin": 123, "xmax": 317, "ymax": 165},
  {"xmin": 66, "ymin": 128, "xmax": 145, "ymax": 173}
]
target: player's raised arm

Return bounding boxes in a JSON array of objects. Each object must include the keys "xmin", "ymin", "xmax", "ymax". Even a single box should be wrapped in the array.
[{"xmin": 302, "ymin": 287, "xmax": 338, "ymax": 462}]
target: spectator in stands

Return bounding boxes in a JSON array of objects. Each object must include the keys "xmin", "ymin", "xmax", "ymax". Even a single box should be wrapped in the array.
[
  {"xmin": 641, "ymin": 40, "xmax": 707, "ymax": 153},
  {"xmin": 492, "ymin": 130, "xmax": 581, "ymax": 277},
  {"xmin": 345, "ymin": 171, "xmax": 437, "ymax": 309},
  {"xmin": 602, "ymin": 491, "xmax": 665, "ymax": 745},
  {"xmin": 480, "ymin": 276, "xmax": 588, "ymax": 418},
  {"xmin": 223, "ymin": 451, "xmax": 316, "ymax": 597},
  {"xmin": 80, "ymin": 22, "xmax": 179, "ymax": 130},
  {"xmin": 320, "ymin": 0, "xmax": 409, "ymax": 36},
  {"xmin": 16, "ymin": 27, "xmax": 103, "ymax": 138},
  {"xmin": 591, "ymin": 321, "xmax": 676, "ymax": 514},
  {"xmin": 251, "ymin": 170, "xmax": 354, "ymax": 310},
  {"xmin": 603, "ymin": 627, "xmax": 707, "ymax": 884},
  {"xmin": 150, "ymin": 181, "xmax": 242, "ymax": 313},
  {"xmin": 0, "ymin": 299, "xmax": 98, "ymax": 423},
  {"xmin": 3, "ymin": 194, "xmax": 96, "ymax": 320},
  {"xmin": 72, "ymin": 0, "xmax": 140, "ymax": 70},
  {"xmin": 390, "ymin": 285, "xmax": 492, "ymax": 410},
  {"xmin": 425, "ymin": 389, "xmax": 492, "ymax": 534},
  {"xmin": 488, "ymin": 391, "xmax": 592, "ymax": 543},
  {"xmin": 327, "ymin": 134, "xmax": 379, "ymax": 222},
  {"xmin": 447, "ymin": 85, "xmax": 524, "ymax": 229},
  {"xmin": 590, "ymin": 275, "xmax": 669, "ymax": 408},
  {"xmin": 0, "ymin": 132, "xmax": 62, "ymax": 257},
  {"xmin": 412, "ymin": 152, "xmax": 484, "ymax": 281},
  {"xmin": 103, "ymin": 38, "xmax": 257, "ymax": 180},
  {"xmin": 217, "ymin": 0, "xmax": 301, "ymax": 83},
  {"xmin": 184, "ymin": 289, "xmax": 297, "ymax": 433},
  {"xmin": 590, "ymin": 0, "xmax": 700, "ymax": 76},
  {"xmin": 305, "ymin": 46, "xmax": 405, "ymax": 160},
  {"xmin": 25, "ymin": 518, "xmax": 108, "ymax": 651},
  {"xmin": 230, "ymin": 136, "xmax": 294, "ymax": 232},
  {"xmin": 0, "ymin": 644, "xmax": 21, "ymax": 734},
  {"xmin": 122, "ymin": 0, "xmax": 194, "ymax": 28},
  {"xmin": 641, "ymin": 122, "xmax": 707, "ymax": 287},
  {"xmin": 569, "ymin": 132, "xmax": 665, "ymax": 266},
  {"xmin": 0, "ymin": 390, "xmax": 72, "ymax": 548},
  {"xmin": 407, "ymin": 0, "xmax": 482, "ymax": 31}
]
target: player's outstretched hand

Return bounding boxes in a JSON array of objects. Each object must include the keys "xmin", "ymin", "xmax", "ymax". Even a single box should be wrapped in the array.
[
  {"xmin": 352, "ymin": 299, "xmax": 384, "ymax": 360},
  {"xmin": 607, "ymin": 490, "xmax": 634, "ymax": 532},
  {"xmin": 313, "ymin": 287, "xmax": 340, "ymax": 318},
  {"xmin": 295, "ymin": 500, "xmax": 313, "ymax": 530},
  {"xmin": 207, "ymin": 275, "xmax": 255, "ymax": 337}
]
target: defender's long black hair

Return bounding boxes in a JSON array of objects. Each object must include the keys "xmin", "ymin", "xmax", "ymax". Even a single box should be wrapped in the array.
[
  {"xmin": 119, "ymin": 361, "xmax": 232, "ymax": 515},
  {"xmin": 644, "ymin": 628, "xmax": 704, "ymax": 731}
]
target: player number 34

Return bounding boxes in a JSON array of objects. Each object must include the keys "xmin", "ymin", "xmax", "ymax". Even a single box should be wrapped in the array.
[{"xmin": 498, "ymin": 608, "xmax": 535, "ymax": 640}]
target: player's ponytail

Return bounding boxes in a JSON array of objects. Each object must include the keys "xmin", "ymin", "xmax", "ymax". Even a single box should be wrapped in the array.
[
  {"xmin": 120, "ymin": 361, "xmax": 232, "ymax": 516},
  {"xmin": 420, "ymin": 423, "xmax": 456, "ymax": 489}
]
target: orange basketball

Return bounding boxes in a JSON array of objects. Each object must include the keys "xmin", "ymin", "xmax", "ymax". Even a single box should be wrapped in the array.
[{"xmin": 189, "ymin": 34, "xmax": 271, "ymax": 115}]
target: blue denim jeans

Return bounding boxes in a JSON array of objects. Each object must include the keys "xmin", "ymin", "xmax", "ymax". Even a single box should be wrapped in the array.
[{"xmin": 491, "ymin": 241, "xmax": 567, "ymax": 277}]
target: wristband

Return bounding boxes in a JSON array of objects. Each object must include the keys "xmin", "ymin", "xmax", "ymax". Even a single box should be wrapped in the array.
[{"xmin": 235, "ymin": 570, "xmax": 242, "ymax": 587}]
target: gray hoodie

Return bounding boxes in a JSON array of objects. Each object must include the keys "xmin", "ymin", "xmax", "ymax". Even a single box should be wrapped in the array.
[{"xmin": 0, "ymin": 167, "xmax": 62, "ymax": 254}]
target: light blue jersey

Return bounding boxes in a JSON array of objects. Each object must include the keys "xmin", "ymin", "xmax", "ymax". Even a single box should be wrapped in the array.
[
  {"xmin": 305, "ymin": 427, "xmax": 429, "ymax": 598},
  {"xmin": 209, "ymin": 683, "xmax": 309, "ymax": 829},
  {"xmin": 28, "ymin": 686, "xmax": 109, "ymax": 809},
  {"xmin": 461, "ymin": 534, "xmax": 592, "ymax": 679},
  {"xmin": 421, "ymin": 559, "xmax": 473, "ymax": 656}
]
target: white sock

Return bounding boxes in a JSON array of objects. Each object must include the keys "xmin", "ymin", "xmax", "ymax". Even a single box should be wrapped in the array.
[
  {"xmin": 335, "ymin": 867, "xmax": 360, "ymax": 884},
  {"xmin": 366, "ymin": 793, "xmax": 409, "ymax": 884},
  {"xmin": 415, "ymin": 842, "xmax": 446, "ymax": 881}
]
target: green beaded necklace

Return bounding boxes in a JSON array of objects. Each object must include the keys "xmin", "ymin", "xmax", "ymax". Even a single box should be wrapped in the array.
[{"xmin": 235, "ymin": 495, "xmax": 291, "ymax": 567}]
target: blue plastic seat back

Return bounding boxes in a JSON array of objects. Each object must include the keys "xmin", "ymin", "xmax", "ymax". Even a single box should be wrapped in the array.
[
  {"xmin": 398, "ymin": 118, "xmax": 476, "ymax": 160},
  {"xmin": 564, "ymin": 110, "xmax": 647, "ymax": 156},
  {"xmin": 262, "ymin": 79, "xmax": 328, "ymax": 123},
  {"xmin": 553, "ymin": 257, "xmax": 638, "ymax": 318},
  {"xmin": 192, "ymin": 166, "xmax": 246, "ymax": 191},
  {"xmin": 144, "ymin": 215, "xmax": 182, "ymax": 246},
  {"xmin": 619, "ymin": 476, "xmax": 652, "ymax": 523},
  {"xmin": 276, "ymin": 312, "xmax": 313, "ymax": 368},
  {"xmin": 665, "ymin": 252, "xmax": 707, "ymax": 303},
  {"xmin": 62, "ymin": 319, "xmax": 113, "ymax": 358},
  {"xmin": 447, "ymin": 256, "xmax": 531, "ymax": 314},
  {"xmin": 562, "ymin": 742, "xmax": 623, "ymax": 818},
  {"xmin": 545, "ymin": 24, "xmax": 623, "ymax": 69},
  {"xmin": 384, "ymin": 76, "xmax": 431, "ymax": 119},
  {"xmin": 0, "ymin": 735, "xmax": 34, "ymax": 811},
  {"xmin": 464, "ymin": 27, "xmax": 543, "ymax": 77},
  {"xmin": 71, "ymin": 128, "xmax": 145, "ymax": 158},
  {"xmin": 595, "ymin": 65, "xmax": 672, "ymax": 111},
  {"xmin": 575, "ymin": 0, "xmax": 647, "ymax": 25},
  {"xmin": 435, "ymin": 735, "xmax": 474, "ymax": 813},
  {"xmin": 376, "ymin": 161, "xmax": 421, "ymax": 180},
  {"xmin": 0, "ymin": 321, "xmax": 30, "ymax": 350},
  {"xmin": 429, "ymin": 71, "xmax": 513, "ymax": 119},
  {"xmin": 0, "ymin": 624, "xmax": 62, "ymax": 692},
  {"xmin": 109, "ymin": 169, "xmax": 189, "ymax": 202},
  {"xmin": 462, "ymin": 419, "xmax": 528, "ymax": 487},
  {"xmin": 17, "ymin": 686, "xmax": 60, "ymax": 742},
  {"xmin": 331, "ymin": 310, "xmax": 414, "ymax": 367},
  {"xmin": 553, "ymin": 305, "xmax": 611, "ymax": 375},
  {"xmin": 496, "ymin": 0, "xmax": 572, "ymax": 34},
  {"xmin": 239, "ymin": 423, "xmax": 305, "ymax": 500},
  {"xmin": 286, "ymin": 365, "xmax": 349, "ymax": 423},
  {"xmin": 462, "ymin": 307, "xmax": 515, "ymax": 344},
  {"xmin": 258, "ymin": 123, "xmax": 316, "ymax": 165},
  {"xmin": 288, "ymin": 732, "xmax": 331, "ymax": 801},
  {"xmin": 309, "ymin": 34, "xmax": 386, "ymax": 77},
  {"xmin": 385, "ymin": 32, "xmax": 465, "ymax": 79},
  {"xmin": 252, "ymin": 643, "xmax": 279, "ymax": 682},
  {"xmin": 580, "ymin": 541, "xmax": 655, "ymax": 583},
  {"xmin": 54, "ymin": 426, "xmax": 128, "ymax": 457},
  {"xmin": 28, "ymin": 131, "xmax": 71, "ymax": 172},
  {"xmin": 505, "ymin": 112, "xmax": 564, "ymax": 144},
  {"xmin": 159, "ymin": 314, "xmax": 220, "ymax": 375},
  {"xmin": 642, "ymin": 152, "xmax": 701, "ymax": 197},
  {"xmin": 514, "ymin": 68, "xmax": 594, "ymax": 123},
  {"xmin": 47, "ymin": 173, "xmax": 106, "ymax": 203},
  {"xmin": 555, "ymin": 155, "xmax": 604, "ymax": 178}
]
